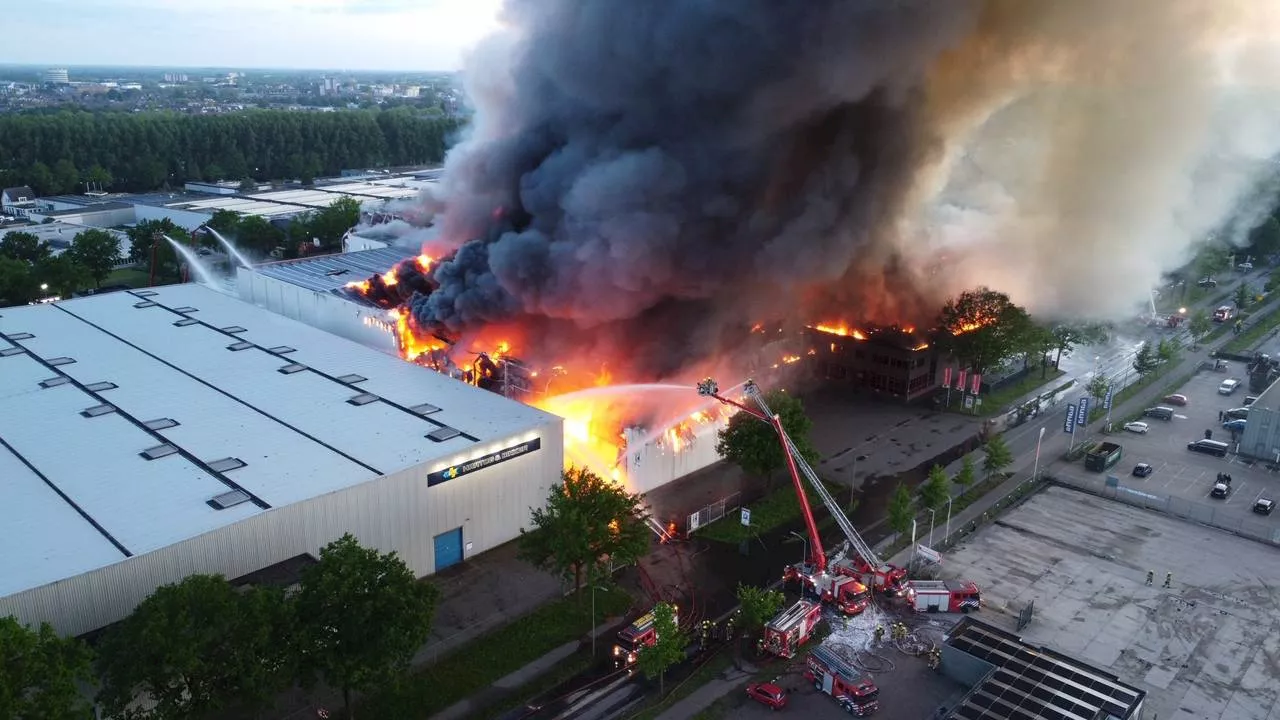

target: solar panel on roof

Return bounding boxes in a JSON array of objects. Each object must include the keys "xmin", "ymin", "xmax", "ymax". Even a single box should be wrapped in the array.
[
  {"xmin": 47, "ymin": 356, "xmax": 76, "ymax": 366},
  {"xmin": 427, "ymin": 427, "xmax": 461, "ymax": 442},
  {"xmin": 221, "ymin": 326, "xmax": 247, "ymax": 334},
  {"xmin": 144, "ymin": 418, "xmax": 179, "ymax": 430},
  {"xmin": 227, "ymin": 341, "xmax": 254, "ymax": 351},
  {"xmin": 410, "ymin": 403, "xmax": 441, "ymax": 415},
  {"xmin": 268, "ymin": 345, "xmax": 296, "ymax": 354},
  {"xmin": 279, "ymin": 363, "xmax": 306, "ymax": 374},
  {"xmin": 348, "ymin": 393, "xmax": 379, "ymax": 406},
  {"xmin": 85, "ymin": 381, "xmax": 117, "ymax": 391},
  {"xmin": 207, "ymin": 457, "xmax": 247, "ymax": 472},
  {"xmin": 39, "ymin": 377, "xmax": 71, "ymax": 388},
  {"xmin": 0, "ymin": 347, "xmax": 22, "ymax": 357},
  {"xmin": 7, "ymin": 332, "xmax": 34, "ymax": 340},
  {"xmin": 80, "ymin": 404, "xmax": 116, "ymax": 418},
  {"xmin": 337, "ymin": 374, "xmax": 367, "ymax": 384},
  {"xmin": 209, "ymin": 489, "xmax": 251, "ymax": 510},
  {"xmin": 140, "ymin": 444, "xmax": 178, "ymax": 460},
  {"xmin": 173, "ymin": 306, "xmax": 198, "ymax": 313}
]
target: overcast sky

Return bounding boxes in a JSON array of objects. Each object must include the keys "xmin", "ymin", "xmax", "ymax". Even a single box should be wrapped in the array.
[{"xmin": 3, "ymin": 0, "xmax": 504, "ymax": 71}]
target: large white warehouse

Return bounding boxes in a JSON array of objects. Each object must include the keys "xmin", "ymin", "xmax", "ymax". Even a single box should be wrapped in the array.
[{"xmin": 0, "ymin": 283, "xmax": 563, "ymax": 637}]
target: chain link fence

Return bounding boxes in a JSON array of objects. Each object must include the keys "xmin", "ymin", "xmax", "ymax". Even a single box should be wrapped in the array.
[{"xmin": 684, "ymin": 491, "xmax": 741, "ymax": 534}]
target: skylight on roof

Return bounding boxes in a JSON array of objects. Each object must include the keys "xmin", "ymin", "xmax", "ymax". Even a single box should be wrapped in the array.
[
  {"xmin": 134, "ymin": 290, "xmax": 158, "ymax": 297},
  {"xmin": 209, "ymin": 489, "xmax": 251, "ymax": 510},
  {"xmin": 85, "ymin": 381, "xmax": 118, "ymax": 392},
  {"xmin": 347, "ymin": 393, "xmax": 379, "ymax": 406},
  {"xmin": 427, "ymin": 427, "xmax": 461, "ymax": 442},
  {"xmin": 336, "ymin": 374, "xmax": 367, "ymax": 384},
  {"xmin": 410, "ymin": 403, "xmax": 441, "ymax": 415},
  {"xmin": 173, "ymin": 306, "xmax": 198, "ymax": 313},
  {"xmin": 323, "ymin": 269, "xmax": 350, "ymax": 276},
  {"xmin": 278, "ymin": 363, "xmax": 307, "ymax": 374},
  {"xmin": 39, "ymin": 377, "xmax": 71, "ymax": 388},
  {"xmin": 227, "ymin": 341, "xmax": 254, "ymax": 351},
  {"xmin": 174, "ymin": 318, "xmax": 199, "ymax": 327},
  {"xmin": 207, "ymin": 457, "xmax": 247, "ymax": 472},
  {"xmin": 133, "ymin": 301, "xmax": 158, "ymax": 309},
  {"xmin": 46, "ymin": 357, "xmax": 76, "ymax": 366},
  {"xmin": 144, "ymin": 418, "xmax": 179, "ymax": 430},
  {"xmin": 0, "ymin": 347, "xmax": 22, "ymax": 357},
  {"xmin": 7, "ymin": 332, "xmax": 34, "ymax": 340},
  {"xmin": 80, "ymin": 404, "xmax": 116, "ymax": 418},
  {"xmin": 269, "ymin": 346, "xmax": 296, "ymax": 354},
  {"xmin": 140, "ymin": 444, "xmax": 179, "ymax": 460},
  {"xmin": 221, "ymin": 326, "xmax": 248, "ymax": 334}
]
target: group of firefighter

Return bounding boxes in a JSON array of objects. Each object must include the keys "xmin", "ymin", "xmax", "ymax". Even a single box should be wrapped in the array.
[{"xmin": 873, "ymin": 621, "xmax": 941, "ymax": 669}]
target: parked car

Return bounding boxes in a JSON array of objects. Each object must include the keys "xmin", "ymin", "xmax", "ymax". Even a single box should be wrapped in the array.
[
  {"xmin": 1254, "ymin": 498, "xmax": 1276, "ymax": 515},
  {"xmin": 1225, "ymin": 407, "xmax": 1250, "ymax": 421},
  {"xmin": 1223, "ymin": 419, "xmax": 1247, "ymax": 432},
  {"xmin": 1212, "ymin": 472, "xmax": 1233, "ymax": 498},
  {"xmin": 746, "ymin": 683, "xmax": 788, "ymax": 711},
  {"xmin": 1219, "ymin": 378, "xmax": 1242, "ymax": 395},
  {"xmin": 1199, "ymin": 277, "xmax": 1218, "ymax": 288},
  {"xmin": 1123, "ymin": 422, "xmax": 1149, "ymax": 434},
  {"xmin": 1133, "ymin": 463, "xmax": 1154, "ymax": 478},
  {"xmin": 1213, "ymin": 306, "xmax": 1235, "ymax": 322},
  {"xmin": 1244, "ymin": 396, "xmax": 1259, "ymax": 406},
  {"xmin": 1143, "ymin": 407, "xmax": 1175, "ymax": 420},
  {"xmin": 1162, "ymin": 394, "xmax": 1189, "ymax": 406},
  {"xmin": 1238, "ymin": 262, "xmax": 1255, "ymax": 271}
]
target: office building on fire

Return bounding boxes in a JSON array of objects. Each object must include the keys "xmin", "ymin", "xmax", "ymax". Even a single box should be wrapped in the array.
[
  {"xmin": 0, "ymin": 283, "xmax": 562, "ymax": 637},
  {"xmin": 805, "ymin": 323, "xmax": 940, "ymax": 402}
]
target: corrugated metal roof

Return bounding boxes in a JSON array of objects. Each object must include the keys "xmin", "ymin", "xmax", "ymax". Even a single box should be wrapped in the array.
[
  {"xmin": 0, "ymin": 285, "xmax": 556, "ymax": 599},
  {"xmin": 251, "ymin": 247, "xmax": 415, "ymax": 294}
]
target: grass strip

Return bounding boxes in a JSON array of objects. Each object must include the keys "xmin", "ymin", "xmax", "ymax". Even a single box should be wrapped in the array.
[
  {"xmin": 695, "ymin": 479, "xmax": 849, "ymax": 544},
  {"xmin": 363, "ymin": 585, "xmax": 635, "ymax": 719}
]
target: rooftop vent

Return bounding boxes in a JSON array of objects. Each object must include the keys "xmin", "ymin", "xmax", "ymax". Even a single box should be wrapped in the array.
[
  {"xmin": 7, "ymin": 332, "xmax": 34, "ymax": 341},
  {"xmin": 347, "ymin": 393, "xmax": 379, "ymax": 406},
  {"xmin": 227, "ymin": 341, "xmax": 254, "ymax": 351},
  {"xmin": 80, "ymin": 404, "xmax": 116, "ymax": 418},
  {"xmin": 140, "ymin": 444, "xmax": 179, "ymax": 460},
  {"xmin": 133, "ymin": 301, "xmax": 157, "ymax": 309},
  {"xmin": 207, "ymin": 457, "xmax": 247, "ymax": 473},
  {"xmin": 174, "ymin": 318, "xmax": 199, "ymax": 327},
  {"xmin": 323, "ymin": 269, "xmax": 350, "ymax": 277},
  {"xmin": 0, "ymin": 347, "xmax": 23, "ymax": 357},
  {"xmin": 427, "ymin": 427, "xmax": 461, "ymax": 442},
  {"xmin": 46, "ymin": 357, "xmax": 76, "ymax": 366},
  {"xmin": 173, "ymin": 306, "xmax": 198, "ymax": 313},
  {"xmin": 39, "ymin": 377, "xmax": 71, "ymax": 389},
  {"xmin": 144, "ymin": 417, "xmax": 179, "ymax": 430},
  {"xmin": 85, "ymin": 381, "xmax": 118, "ymax": 392},
  {"xmin": 268, "ymin": 346, "xmax": 297, "ymax": 354},
  {"xmin": 410, "ymin": 403, "xmax": 441, "ymax": 416},
  {"xmin": 209, "ymin": 489, "xmax": 252, "ymax": 510},
  {"xmin": 278, "ymin": 363, "xmax": 307, "ymax": 374},
  {"xmin": 221, "ymin": 326, "xmax": 248, "ymax": 334},
  {"xmin": 134, "ymin": 290, "xmax": 158, "ymax": 298},
  {"xmin": 337, "ymin": 374, "xmax": 367, "ymax": 384}
]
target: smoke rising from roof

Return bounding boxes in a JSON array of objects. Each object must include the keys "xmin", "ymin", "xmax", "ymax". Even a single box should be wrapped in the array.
[{"xmin": 393, "ymin": 0, "xmax": 1280, "ymax": 364}]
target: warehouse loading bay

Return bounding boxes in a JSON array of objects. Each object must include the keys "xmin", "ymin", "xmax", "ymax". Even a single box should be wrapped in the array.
[{"xmin": 942, "ymin": 485, "xmax": 1280, "ymax": 720}]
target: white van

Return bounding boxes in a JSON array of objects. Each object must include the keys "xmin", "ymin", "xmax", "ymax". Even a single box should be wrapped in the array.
[{"xmin": 1219, "ymin": 379, "xmax": 1241, "ymax": 395}]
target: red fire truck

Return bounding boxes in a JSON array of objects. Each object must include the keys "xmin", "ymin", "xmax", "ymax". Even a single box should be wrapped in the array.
[
  {"xmin": 783, "ymin": 564, "xmax": 872, "ymax": 615},
  {"xmin": 904, "ymin": 580, "xmax": 981, "ymax": 613},
  {"xmin": 612, "ymin": 606, "xmax": 679, "ymax": 667},
  {"xmin": 830, "ymin": 556, "xmax": 907, "ymax": 600},
  {"xmin": 762, "ymin": 600, "xmax": 822, "ymax": 659},
  {"xmin": 805, "ymin": 645, "xmax": 881, "ymax": 716}
]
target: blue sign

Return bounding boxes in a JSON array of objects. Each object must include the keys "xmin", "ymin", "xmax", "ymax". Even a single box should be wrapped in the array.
[
  {"xmin": 1077, "ymin": 397, "xmax": 1090, "ymax": 425},
  {"xmin": 428, "ymin": 438, "xmax": 542, "ymax": 487},
  {"xmin": 1104, "ymin": 387, "xmax": 1114, "ymax": 410},
  {"xmin": 1064, "ymin": 404, "xmax": 1077, "ymax": 433}
]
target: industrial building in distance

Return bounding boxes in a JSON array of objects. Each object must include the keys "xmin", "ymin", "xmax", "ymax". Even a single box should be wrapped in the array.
[{"xmin": 0, "ymin": 283, "xmax": 562, "ymax": 637}]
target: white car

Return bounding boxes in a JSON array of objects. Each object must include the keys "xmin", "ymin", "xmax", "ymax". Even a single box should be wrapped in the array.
[
  {"xmin": 1124, "ymin": 421, "xmax": 1150, "ymax": 434},
  {"xmin": 1238, "ymin": 262, "xmax": 1255, "ymax": 271}
]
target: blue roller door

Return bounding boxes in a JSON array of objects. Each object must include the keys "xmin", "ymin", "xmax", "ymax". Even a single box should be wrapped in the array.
[{"xmin": 434, "ymin": 527, "xmax": 464, "ymax": 571}]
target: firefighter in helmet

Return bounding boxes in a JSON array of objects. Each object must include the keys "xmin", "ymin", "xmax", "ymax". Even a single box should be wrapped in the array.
[
  {"xmin": 1146, "ymin": 570, "xmax": 1154, "ymax": 586},
  {"xmin": 928, "ymin": 648, "xmax": 942, "ymax": 670},
  {"xmin": 874, "ymin": 624, "xmax": 885, "ymax": 644}
]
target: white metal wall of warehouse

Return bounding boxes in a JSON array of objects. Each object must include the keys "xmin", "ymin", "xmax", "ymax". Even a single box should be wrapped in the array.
[{"xmin": 0, "ymin": 284, "xmax": 564, "ymax": 637}]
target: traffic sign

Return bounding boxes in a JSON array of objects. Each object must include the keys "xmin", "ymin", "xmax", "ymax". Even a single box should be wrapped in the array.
[{"xmin": 740, "ymin": 508, "xmax": 751, "ymax": 526}]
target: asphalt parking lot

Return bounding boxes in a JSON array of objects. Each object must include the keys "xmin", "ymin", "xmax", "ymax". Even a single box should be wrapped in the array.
[
  {"xmin": 1056, "ymin": 367, "xmax": 1280, "ymax": 538},
  {"xmin": 943, "ymin": 485, "xmax": 1280, "ymax": 720}
]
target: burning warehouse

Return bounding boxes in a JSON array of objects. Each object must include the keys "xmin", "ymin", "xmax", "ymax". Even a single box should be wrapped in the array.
[{"xmin": 804, "ymin": 322, "xmax": 940, "ymax": 402}]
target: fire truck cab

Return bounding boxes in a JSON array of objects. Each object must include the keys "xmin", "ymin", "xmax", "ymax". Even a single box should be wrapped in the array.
[
  {"xmin": 805, "ymin": 645, "xmax": 881, "ymax": 715},
  {"xmin": 786, "ymin": 563, "xmax": 872, "ymax": 615},
  {"xmin": 831, "ymin": 555, "xmax": 907, "ymax": 598},
  {"xmin": 905, "ymin": 579, "xmax": 981, "ymax": 613},
  {"xmin": 613, "ymin": 606, "xmax": 678, "ymax": 667},
  {"xmin": 762, "ymin": 600, "xmax": 822, "ymax": 658}
]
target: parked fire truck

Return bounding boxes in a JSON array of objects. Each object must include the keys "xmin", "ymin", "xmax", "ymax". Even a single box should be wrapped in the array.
[
  {"xmin": 762, "ymin": 600, "xmax": 823, "ymax": 659},
  {"xmin": 696, "ymin": 379, "xmax": 908, "ymax": 611},
  {"xmin": 613, "ymin": 606, "xmax": 678, "ymax": 667},
  {"xmin": 805, "ymin": 644, "xmax": 881, "ymax": 716},
  {"xmin": 904, "ymin": 580, "xmax": 981, "ymax": 613}
]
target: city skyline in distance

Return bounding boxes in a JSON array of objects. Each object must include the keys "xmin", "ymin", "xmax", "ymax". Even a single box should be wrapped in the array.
[{"xmin": 3, "ymin": 0, "xmax": 504, "ymax": 72}]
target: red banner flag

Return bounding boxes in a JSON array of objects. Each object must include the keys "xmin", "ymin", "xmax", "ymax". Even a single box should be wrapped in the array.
[
  {"xmin": 970, "ymin": 373, "xmax": 982, "ymax": 395},
  {"xmin": 942, "ymin": 367, "xmax": 952, "ymax": 388},
  {"xmin": 957, "ymin": 369, "xmax": 968, "ymax": 391}
]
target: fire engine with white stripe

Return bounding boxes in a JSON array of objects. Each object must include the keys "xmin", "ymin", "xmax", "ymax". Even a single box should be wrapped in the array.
[
  {"xmin": 904, "ymin": 579, "xmax": 981, "ymax": 613},
  {"xmin": 762, "ymin": 600, "xmax": 822, "ymax": 659}
]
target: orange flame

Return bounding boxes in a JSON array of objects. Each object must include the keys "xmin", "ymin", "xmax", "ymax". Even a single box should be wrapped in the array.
[
  {"xmin": 346, "ymin": 279, "xmax": 371, "ymax": 293},
  {"xmin": 381, "ymin": 269, "xmax": 398, "ymax": 287},
  {"xmin": 415, "ymin": 254, "xmax": 434, "ymax": 272},
  {"xmin": 812, "ymin": 322, "xmax": 868, "ymax": 340}
]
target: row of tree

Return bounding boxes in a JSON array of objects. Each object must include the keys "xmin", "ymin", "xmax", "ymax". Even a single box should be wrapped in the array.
[
  {"xmin": 0, "ymin": 108, "xmax": 461, "ymax": 194},
  {"xmin": 0, "ymin": 228, "xmax": 122, "ymax": 305},
  {"xmin": 885, "ymin": 436, "xmax": 1014, "ymax": 538},
  {"xmin": 1, "ymin": 534, "xmax": 437, "ymax": 720}
]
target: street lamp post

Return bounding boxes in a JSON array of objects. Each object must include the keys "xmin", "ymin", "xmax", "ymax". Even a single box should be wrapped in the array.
[
  {"xmin": 788, "ymin": 530, "xmax": 808, "ymax": 566},
  {"xmin": 927, "ymin": 508, "xmax": 937, "ymax": 547},
  {"xmin": 945, "ymin": 495, "xmax": 954, "ymax": 540},
  {"xmin": 1033, "ymin": 426, "xmax": 1046, "ymax": 482}
]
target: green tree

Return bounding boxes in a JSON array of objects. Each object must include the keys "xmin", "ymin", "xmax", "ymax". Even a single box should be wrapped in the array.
[
  {"xmin": 716, "ymin": 390, "xmax": 818, "ymax": 489},
  {"xmin": 1017, "ymin": 323, "xmax": 1058, "ymax": 377},
  {"xmin": 886, "ymin": 482, "xmax": 915, "ymax": 537},
  {"xmin": 1235, "ymin": 282, "xmax": 1252, "ymax": 310},
  {"xmin": 919, "ymin": 464, "xmax": 951, "ymax": 511},
  {"xmin": 306, "ymin": 196, "xmax": 362, "ymax": 249},
  {"xmin": 95, "ymin": 575, "xmax": 295, "ymax": 720},
  {"xmin": 1188, "ymin": 310, "xmax": 1212, "ymax": 346},
  {"xmin": 982, "ymin": 435, "xmax": 1014, "ymax": 481},
  {"xmin": 734, "ymin": 583, "xmax": 786, "ymax": 643},
  {"xmin": 1086, "ymin": 374, "xmax": 1110, "ymax": 407},
  {"xmin": 518, "ymin": 466, "xmax": 651, "ymax": 596},
  {"xmin": 955, "ymin": 454, "xmax": 976, "ymax": 488},
  {"xmin": 634, "ymin": 602, "xmax": 688, "ymax": 696},
  {"xmin": 27, "ymin": 161, "xmax": 55, "ymax": 195},
  {"xmin": 52, "ymin": 159, "xmax": 80, "ymax": 195},
  {"xmin": 238, "ymin": 177, "xmax": 259, "ymax": 193},
  {"xmin": 0, "ymin": 616, "xmax": 93, "ymax": 720},
  {"xmin": 935, "ymin": 287, "xmax": 1032, "ymax": 376},
  {"xmin": 0, "ymin": 256, "xmax": 40, "ymax": 306},
  {"xmin": 295, "ymin": 534, "xmax": 439, "ymax": 720},
  {"xmin": 35, "ymin": 255, "xmax": 92, "ymax": 299},
  {"xmin": 0, "ymin": 230, "xmax": 51, "ymax": 264},
  {"xmin": 66, "ymin": 228, "xmax": 122, "ymax": 286},
  {"xmin": 1195, "ymin": 244, "xmax": 1230, "ymax": 279},
  {"xmin": 235, "ymin": 215, "xmax": 286, "ymax": 256},
  {"xmin": 202, "ymin": 209, "xmax": 242, "ymax": 248},
  {"xmin": 1133, "ymin": 342, "xmax": 1159, "ymax": 376},
  {"xmin": 84, "ymin": 163, "xmax": 114, "ymax": 190},
  {"xmin": 1050, "ymin": 323, "xmax": 1109, "ymax": 369},
  {"xmin": 1155, "ymin": 338, "xmax": 1180, "ymax": 364},
  {"xmin": 125, "ymin": 218, "xmax": 190, "ymax": 281}
]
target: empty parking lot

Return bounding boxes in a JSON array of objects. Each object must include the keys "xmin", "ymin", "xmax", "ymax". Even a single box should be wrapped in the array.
[{"xmin": 943, "ymin": 485, "xmax": 1280, "ymax": 720}]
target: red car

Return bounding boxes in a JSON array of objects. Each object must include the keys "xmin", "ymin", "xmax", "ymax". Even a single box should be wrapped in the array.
[
  {"xmin": 746, "ymin": 682, "xmax": 788, "ymax": 710},
  {"xmin": 1163, "ymin": 394, "xmax": 1188, "ymax": 406}
]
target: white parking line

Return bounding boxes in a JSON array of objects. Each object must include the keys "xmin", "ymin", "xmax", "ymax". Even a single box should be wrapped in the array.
[{"xmin": 1227, "ymin": 480, "xmax": 1248, "ymax": 504}]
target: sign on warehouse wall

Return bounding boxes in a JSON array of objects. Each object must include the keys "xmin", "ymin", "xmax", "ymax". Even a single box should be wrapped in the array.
[{"xmin": 428, "ymin": 438, "xmax": 543, "ymax": 487}]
